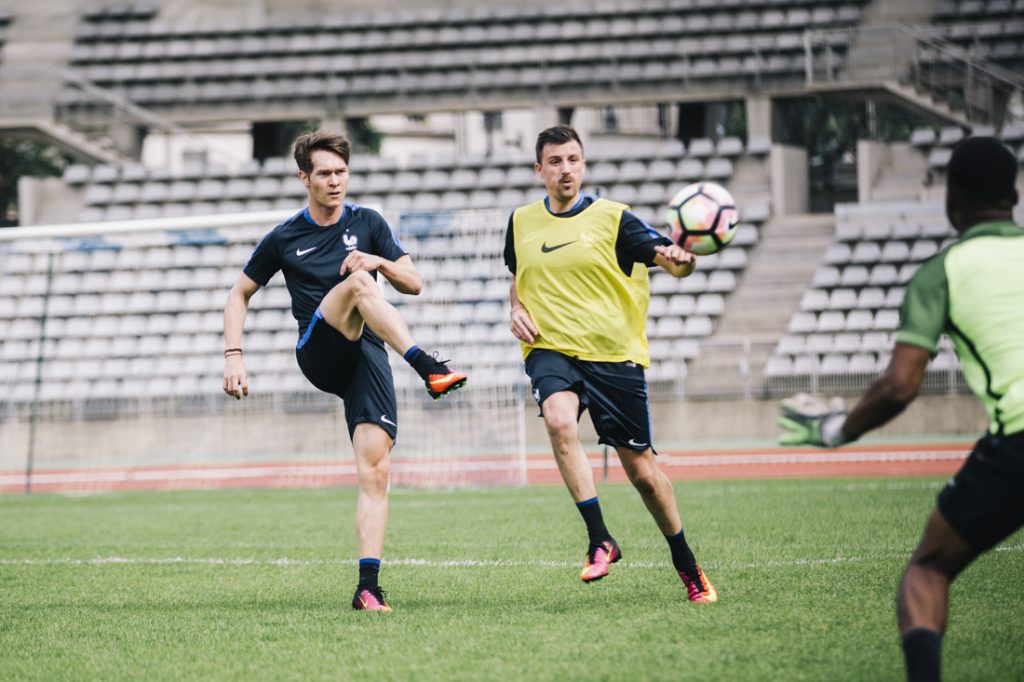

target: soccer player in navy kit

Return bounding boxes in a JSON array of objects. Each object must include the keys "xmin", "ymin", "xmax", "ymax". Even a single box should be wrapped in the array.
[{"xmin": 222, "ymin": 131, "xmax": 466, "ymax": 612}]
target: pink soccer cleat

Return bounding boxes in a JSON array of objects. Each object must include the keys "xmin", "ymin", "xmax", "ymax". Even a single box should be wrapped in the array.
[
  {"xmin": 352, "ymin": 586, "xmax": 392, "ymax": 612},
  {"xmin": 580, "ymin": 539, "xmax": 622, "ymax": 583},
  {"xmin": 679, "ymin": 564, "xmax": 718, "ymax": 603}
]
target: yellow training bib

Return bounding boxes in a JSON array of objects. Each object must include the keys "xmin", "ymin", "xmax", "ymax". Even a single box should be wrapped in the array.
[{"xmin": 512, "ymin": 197, "xmax": 651, "ymax": 366}]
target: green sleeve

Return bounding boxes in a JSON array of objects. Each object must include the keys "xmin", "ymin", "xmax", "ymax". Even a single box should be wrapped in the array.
[{"xmin": 894, "ymin": 252, "xmax": 949, "ymax": 353}]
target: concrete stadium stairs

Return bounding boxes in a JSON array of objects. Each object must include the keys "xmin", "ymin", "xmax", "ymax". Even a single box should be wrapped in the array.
[{"xmin": 683, "ymin": 213, "xmax": 835, "ymax": 398}]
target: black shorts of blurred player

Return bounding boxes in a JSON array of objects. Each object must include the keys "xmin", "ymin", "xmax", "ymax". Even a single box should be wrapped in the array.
[{"xmin": 936, "ymin": 431, "xmax": 1024, "ymax": 552}]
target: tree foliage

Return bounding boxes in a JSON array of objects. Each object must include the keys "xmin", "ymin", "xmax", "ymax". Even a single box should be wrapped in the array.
[
  {"xmin": 0, "ymin": 137, "xmax": 67, "ymax": 226},
  {"xmin": 776, "ymin": 97, "xmax": 928, "ymax": 208}
]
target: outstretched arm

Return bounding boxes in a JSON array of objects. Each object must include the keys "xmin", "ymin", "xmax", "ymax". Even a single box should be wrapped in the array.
[
  {"xmin": 653, "ymin": 243, "xmax": 697, "ymax": 278},
  {"xmin": 841, "ymin": 343, "xmax": 931, "ymax": 442},
  {"xmin": 223, "ymin": 273, "xmax": 261, "ymax": 399},
  {"xmin": 616, "ymin": 210, "xmax": 695, "ymax": 278},
  {"xmin": 509, "ymin": 281, "xmax": 538, "ymax": 344},
  {"xmin": 779, "ymin": 343, "xmax": 931, "ymax": 447},
  {"xmin": 341, "ymin": 251, "xmax": 422, "ymax": 295}
]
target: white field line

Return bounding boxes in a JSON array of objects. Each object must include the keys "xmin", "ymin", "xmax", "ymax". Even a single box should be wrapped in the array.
[
  {"xmin": 1, "ymin": 545, "xmax": 1019, "ymax": 571},
  {"xmin": 0, "ymin": 449, "xmax": 967, "ymax": 487}
]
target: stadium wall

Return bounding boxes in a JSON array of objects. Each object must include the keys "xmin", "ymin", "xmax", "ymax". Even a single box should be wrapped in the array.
[
  {"xmin": 1, "ymin": 394, "xmax": 984, "ymax": 470},
  {"xmin": 537, "ymin": 394, "xmax": 988, "ymax": 452},
  {"xmin": 769, "ymin": 145, "xmax": 808, "ymax": 215}
]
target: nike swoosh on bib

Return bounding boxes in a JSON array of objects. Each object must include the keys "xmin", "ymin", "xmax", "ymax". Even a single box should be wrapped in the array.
[
  {"xmin": 540, "ymin": 240, "xmax": 577, "ymax": 253},
  {"xmin": 296, "ymin": 246, "xmax": 318, "ymax": 256}
]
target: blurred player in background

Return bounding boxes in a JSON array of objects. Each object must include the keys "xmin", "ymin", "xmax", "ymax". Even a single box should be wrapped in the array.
[
  {"xmin": 778, "ymin": 136, "xmax": 1024, "ymax": 681},
  {"xmin": 505, "ymin": 125, "xmax": 717, "ymax": 602},
  {"xmin": 222, "ymin": 130, "xmax": 467, "ymax": 612}
]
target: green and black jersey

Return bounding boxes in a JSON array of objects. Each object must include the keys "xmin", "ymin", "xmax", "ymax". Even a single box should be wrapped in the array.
[{"xmin": 896, "ymin": 221, "xmax": 1024, "ymax": 435}]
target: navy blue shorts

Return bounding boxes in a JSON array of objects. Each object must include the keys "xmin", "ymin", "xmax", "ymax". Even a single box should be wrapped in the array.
[
  {"xmin": 937, "ymin": 431, "xmax": 1024, "ymax": 551},
  {"xmin": 295, "ymin": 309, "xmax": 398, "ymax": 442},
  {"xmin": 524, "ymin": 349, "xmax": 654, "ymax": 452}
]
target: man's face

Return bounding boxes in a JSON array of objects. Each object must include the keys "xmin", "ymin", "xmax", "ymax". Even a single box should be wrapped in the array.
[
  {"xmin": 300, "ymin": 149, "xmax": 349, "ymax": 210},
  {"xmin": 535, "ymin": 140, "xmax": 585, "ymax": 204}
]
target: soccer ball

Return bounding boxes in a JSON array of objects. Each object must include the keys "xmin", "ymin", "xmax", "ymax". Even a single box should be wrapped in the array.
[{"xmin": 665, "ymin": 182, "xmax": 739, "ymax": 255}]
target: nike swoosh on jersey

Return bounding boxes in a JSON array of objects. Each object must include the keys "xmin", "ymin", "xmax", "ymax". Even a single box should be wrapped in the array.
[
  {"xmin": 380, "ymin": 415, "xmax": 397, "ymax": 427},
  {"xmin": 540, "ymin": 240, "xmax": 577, "ymax": 253},
  {"xmin": 296, "ymin": 246, "xmax": 318, "ymax": 256}
]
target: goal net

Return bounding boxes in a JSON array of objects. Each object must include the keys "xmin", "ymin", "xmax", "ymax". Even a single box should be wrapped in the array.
[{"xmin": 0, "ymin": 209, "xmax": 526, "ymax": 493}]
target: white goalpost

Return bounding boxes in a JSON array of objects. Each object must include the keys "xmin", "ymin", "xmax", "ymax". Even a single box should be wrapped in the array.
[{"xmin": 0, "ymin": 208, "xmax": 526, "ymax": 492}]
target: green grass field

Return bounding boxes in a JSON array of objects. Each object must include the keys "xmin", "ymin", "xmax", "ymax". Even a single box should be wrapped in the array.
[{"xmin": 1, "ymin": 479, "xmax": 1022, "ymax": 681}]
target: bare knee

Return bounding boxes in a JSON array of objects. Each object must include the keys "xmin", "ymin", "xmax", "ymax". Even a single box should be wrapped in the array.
[
  {"xmin": 906, "ymin": 512, "xmax": 978, "ymax": 581},
  {"xmin": 631, "ymin": 473, "xmax": 658, "ymax": 498},
  {"xmin": 900, "ymin": 562, "xmax": 947, "ymax": 594},
  {"xmin": 322, "ymin": 270, "xmax": 377, "ymax": 329},
  {"xmin": 543, "ymin": 412, "xmax": 578, "ymax": 447},
  {"xmin": 345, "ymin": 270, "xmax": 377, "ymax": 301},
  {"xmin": 360, "ymin": 457, "xmax": 390, "ymax": 495},
  {"xmin": 624, "ymin": 459, "xmax": 658, "ymax": 497},
  {"xmin": 897, "ymin": 561, "xmax": 952, "ymax": 632}
]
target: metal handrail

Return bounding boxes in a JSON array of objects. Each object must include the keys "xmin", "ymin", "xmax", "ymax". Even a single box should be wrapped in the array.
[
  {"xmin": 3, "ymin": 64, "xmax": 188, "ymax": 136},
  {"xmin": 803, "ymin": 23, "xmax": 1023, "ymax": 124},
  {"xmin": 804, "ymin": 24, "xmax": 1024, "ymax": 91},
  {"xmin": 897, "ymin": 23, "xmax": 1024, "ymax": 91},
  {"xmin": 1, "ymin": 63, "xmax": 222, "ymax": 164}
]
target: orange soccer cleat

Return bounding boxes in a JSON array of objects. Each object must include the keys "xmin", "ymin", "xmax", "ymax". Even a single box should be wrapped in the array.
[
  {"xmin": 425, "ymin": 358, "xmax": 467, "ymax": 399},
  {"xmin": 678, "ymin": 564, "xmax": 718, "ymax": 603}
]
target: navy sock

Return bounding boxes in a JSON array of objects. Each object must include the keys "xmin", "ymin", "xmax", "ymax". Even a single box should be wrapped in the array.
[
  {"xmin": 358, "ymin": 558, "xmax": 381, "ymax": 590},
  {"xmin": 902, "ymin": 628, "xmax": 941, "ymax": 682},
  {"xmin": 403, "ymin": 345, "xmax": 435, "ymax": 380},
  {"xmin": 665, "ymin": 527, "xmax": 698, "ymax": 576},
  {"xmin": 576, "ymin": 497, "xmax": 611, "ymax": 546}
]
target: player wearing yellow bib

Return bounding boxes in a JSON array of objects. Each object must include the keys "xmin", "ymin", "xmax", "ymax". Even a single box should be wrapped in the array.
[
  {"xmin": 778, "ymin": 137, "xmax": 1024, "ymax": 681},
  {"xmin": 504, "ymin": 125, "xmax": 717, "ymax": 602}
]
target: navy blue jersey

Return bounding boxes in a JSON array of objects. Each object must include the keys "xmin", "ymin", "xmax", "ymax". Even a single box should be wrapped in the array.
[
  {"xmin": 244, "ymin": 204, "xmax": 407, "ymax": 336},
  {"xmin": 503, "ymin": 194, "xmax": 670, "ymax": 276}
]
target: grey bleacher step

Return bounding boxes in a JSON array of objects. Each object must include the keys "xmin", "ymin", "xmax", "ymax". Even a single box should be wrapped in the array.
[{"xmin": 687, "ymin": 214, "xmax": 835, "ymax": 347}]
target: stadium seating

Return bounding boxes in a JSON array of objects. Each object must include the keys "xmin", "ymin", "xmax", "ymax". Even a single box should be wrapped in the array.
[
  {"xmin": 0, "ymin": 204, "xmax": 765, "ymax": 405},
  {"xmin": 927, "ymin": 0, "xmax": 1024, "ymax": 69},
  {"xmin": 386, "ymin": 208, "xmax": 762, "ymax": 388},
  {"xmin": 58, "ymin": 0, "xmax": 868, "ymax": 114},
  {"xmin": 766, "ymin": 201, "xmax": 966, "ymax": 395},
  {"xmin": 910, "ymin": 121, "xmax": 1024, "ymax": 172},
  {"xmin": 62, "ymin": 142, "xmax": 770, "ymax": 229}
]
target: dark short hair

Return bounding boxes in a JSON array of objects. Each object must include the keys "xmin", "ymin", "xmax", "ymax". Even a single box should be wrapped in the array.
[
  {"xmin": 293, "ymin": 130, "xmax": 351, "ymax": 174},
  {"xmin": 535, "ymin": 125, "xmax": 584, "ymax": 163},
  {"xmin": 947, "ymin": 136, "xmax": 1017, "ymax": 206}
]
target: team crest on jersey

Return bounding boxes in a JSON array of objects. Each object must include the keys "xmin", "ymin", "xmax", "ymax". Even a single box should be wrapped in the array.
[{"xmin": 343, "ymin": 232, "xmax": 358, "ymax": 251}]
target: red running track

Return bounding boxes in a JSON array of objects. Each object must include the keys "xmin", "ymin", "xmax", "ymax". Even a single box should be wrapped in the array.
[{"xmin": 0, "ymin": 443, "xmax": 970, "ymax": 494}]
